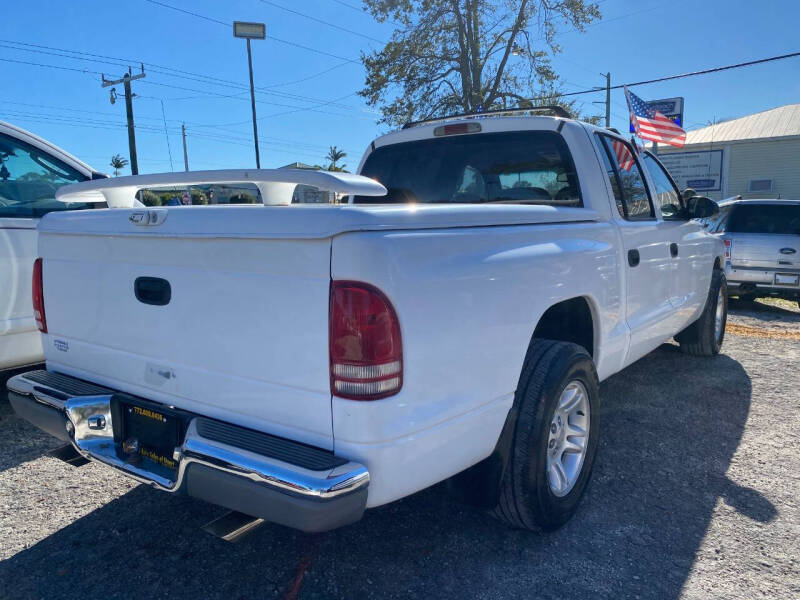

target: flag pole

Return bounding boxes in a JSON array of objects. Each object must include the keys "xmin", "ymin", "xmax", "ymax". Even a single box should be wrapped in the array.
[{"xmin": 624, "ymin": 86, "xmax": 648, "ymax": 154}]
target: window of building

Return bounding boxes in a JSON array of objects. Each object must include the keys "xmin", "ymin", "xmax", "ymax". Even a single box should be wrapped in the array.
[{"xmin": 748, "ymin": 179, "xmax": 773, "ymax": 193}]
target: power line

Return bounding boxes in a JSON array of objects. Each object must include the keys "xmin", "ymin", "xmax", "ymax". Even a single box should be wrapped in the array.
[
  {"xmin": 142, "ymin": 0, "xmax": 228, "ymax": 26},
  {"xmin": 141, "ymin": 0, "xmax": 361, "ymax": 63},
  {"xmin": 4, "ymin": 110, "xmax": 344, "ymax": 160},
  {"xmin": 0, "ymin": 98, "xmax": 359, "ymax": 153},
  {"xmin": 0, "ymin": 52, "xmax": 374, "ymax": 123},
  {"xmin": 328, "ymin": 0, "xmax": 404, "ymax": 27},
  {"xmin": 0, "ymin": 56, "xmax": 101, "ymax": 76},
  {"xmin": 540, "ymin": 51, "xmax": 800, "ymax": 100},
  {"xmin": 256, "ymin": 0, "xmax": 386, "ymax": 44},
  {"xmin": 0, "ymin": 40, "xmax": 368, "ymax": 113}
]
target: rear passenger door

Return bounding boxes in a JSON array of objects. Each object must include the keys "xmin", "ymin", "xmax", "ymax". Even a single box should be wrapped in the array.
[{"xmin": 595, "ymin": 134, "xmax": 676, "ymax": 361}]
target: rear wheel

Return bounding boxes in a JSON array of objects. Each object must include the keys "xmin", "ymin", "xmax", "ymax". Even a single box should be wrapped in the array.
[
  {"xmin": 676, "ymin": 268, "xmax": 727, "ymax": 356},
  {"xmin": 490, "ymin": 339, "xmax": 599, "ymax": 531}
]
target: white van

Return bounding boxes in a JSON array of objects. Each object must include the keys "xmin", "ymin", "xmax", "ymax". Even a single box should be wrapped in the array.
[{"xmin": 0, "ymin": 121, "xmax": 105, "ymax": 370}]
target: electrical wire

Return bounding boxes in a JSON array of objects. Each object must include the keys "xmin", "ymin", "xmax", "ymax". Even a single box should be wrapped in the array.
[
  {"xmin": 0, "ymin": 40, "xmax": 369, "ymax": 113},
  {"xmin": 538, "ymin": 51, "xmax": 800, "ymax": 100},
  {"xmin": 141, "ymin": 0, "xmax": 361, "ymax": 63},
  {"xmin": 256, "ymin": 0, "xmax": 386, "ymax": 44}
]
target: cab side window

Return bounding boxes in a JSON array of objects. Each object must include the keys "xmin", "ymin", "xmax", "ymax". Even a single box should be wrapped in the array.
[
  {"xmin": 596, "ymin": 134, "xmax": 654, "ymax": 220},
  {"xmin": 642, "ymin": 153, "xmax": 685, "ymax": 220},
  {"xmin": 0, "ymin": 133, "xmax": 90, "ymax": 218}
]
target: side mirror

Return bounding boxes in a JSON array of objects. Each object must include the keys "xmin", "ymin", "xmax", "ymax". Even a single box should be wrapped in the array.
[{"xmin": 687, "ymin": 196, "xmax": 719, "ymax": 219}]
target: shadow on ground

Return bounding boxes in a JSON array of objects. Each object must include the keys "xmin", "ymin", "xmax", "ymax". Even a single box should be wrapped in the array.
[
  {"xmin": 0, "ymin": 345, "xmax": 772, "ymax": 599},
  {"xmin": 728, "ymin": 297, "xmax": 800, "ymax": 321},
  {"xmin": 0, "ymin": 365, "xmax": 56, "ymax": 474}
]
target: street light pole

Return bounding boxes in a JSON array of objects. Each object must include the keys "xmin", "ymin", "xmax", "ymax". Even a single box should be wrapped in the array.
[
  {"xmin": 246, "ymin": 38, "xmax": 260, "ymax": 169},
  {"xmin": 234, "ymin": 21, "xmax": 266, "ymax": 169}
]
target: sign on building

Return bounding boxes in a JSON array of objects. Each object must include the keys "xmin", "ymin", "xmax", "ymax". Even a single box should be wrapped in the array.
[
  {"xmin": 658, "ymin": 149, "xmax": 724, "ymax": 193},
  {"xmin": 630, "ymin": 97, "xmax": 684, "ymax": 133}
]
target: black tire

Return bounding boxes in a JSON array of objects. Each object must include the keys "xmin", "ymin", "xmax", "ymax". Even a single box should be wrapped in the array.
[
  {"xmin": 676, "ymin": 268, "xmax": 727, "ymax": 356},
  {"xmin": 490, "ymin": 339, "xmax": 599, "ymax": 531}
]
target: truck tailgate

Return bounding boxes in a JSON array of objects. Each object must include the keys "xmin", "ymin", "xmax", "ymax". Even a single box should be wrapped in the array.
[{"xmin": 38, "ymin": 209, "xmax": 333, "ymax": 448}]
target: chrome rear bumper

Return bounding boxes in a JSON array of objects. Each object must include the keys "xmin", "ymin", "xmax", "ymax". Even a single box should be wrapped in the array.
[{"xmin": 7, "ymin": 370, "xmax": 369, "ymax": 532}]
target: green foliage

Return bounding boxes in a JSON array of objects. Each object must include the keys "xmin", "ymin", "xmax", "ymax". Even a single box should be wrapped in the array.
[
  {"xmin": 325, "ymin": 146, "xmax": 348, "ymax": 172},
  {"xmin": 141, "ymin": 190, "xmax": 162, "ymax": 206},
  {"xmin": 229, "ymin": 192, "xmax": 257, "ymax": 204},
  {"xmin": 190, "ymin": 190, "xmax": 208, "ymax": 205},
  {"xmin": 110, "ymin": 153, "xmax": 129, "ymax": 177},
  {"xmin": 360, "ymin": 0, "xmax": 601, "ymax": 126}
]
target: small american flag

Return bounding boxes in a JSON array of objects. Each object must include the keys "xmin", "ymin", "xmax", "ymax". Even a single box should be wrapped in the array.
[
  {"xmin": 625, "ymin": 87, "xmax": 686, "ymax": 148},
  {"xmin": 612, "ymin": 139, "xmax": 635, "ymax": 171}
]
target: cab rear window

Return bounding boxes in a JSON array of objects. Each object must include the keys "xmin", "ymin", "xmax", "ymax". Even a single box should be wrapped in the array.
[
  {"xmin": 354, "ymin": 131, "xmax": 582, "ymax": 206},
  {"xmin": 726, "ymin": 204, "xmax": 800, "ymax": 235}
]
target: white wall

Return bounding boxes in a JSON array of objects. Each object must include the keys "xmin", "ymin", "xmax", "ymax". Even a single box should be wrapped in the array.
[{"xmin": 659, "ymin": 136, "xmax": 800, "ymax": 200}]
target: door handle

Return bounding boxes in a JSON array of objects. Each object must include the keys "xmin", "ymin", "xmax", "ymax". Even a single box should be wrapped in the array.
[
  {"xmin": 628, "ymin": 249, "xmax": 640, "ymax": 267},
  {"xmin": 670, "ymin": 243, "xmax": 679, "ymax": 257}
]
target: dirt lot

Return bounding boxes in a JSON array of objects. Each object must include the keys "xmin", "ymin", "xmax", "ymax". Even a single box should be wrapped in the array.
[{"xmin": 1, "ymin": 300, "xmax": 798, "ymax": 600}]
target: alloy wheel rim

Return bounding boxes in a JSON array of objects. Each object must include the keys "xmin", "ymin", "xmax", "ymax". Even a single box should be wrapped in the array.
[
  {"xmin": 546, "ymin": 380, "xmax": 590, "ymax": 497},
  {"xmin": 714, "ymin": 288, "xmax": 725, "ymax": 343}
]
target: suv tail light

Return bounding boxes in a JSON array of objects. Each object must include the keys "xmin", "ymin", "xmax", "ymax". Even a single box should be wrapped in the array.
[
  {"xmin": 329, "ymin": 281, "xmax": 402, "ymax": 400},
  {"xmin": 32, "ymin": 258, "xmax": 47, "ymax": 333},
  {"xmin": 724, "ymin": 238, "xmax": 732, "ymax": 259}
]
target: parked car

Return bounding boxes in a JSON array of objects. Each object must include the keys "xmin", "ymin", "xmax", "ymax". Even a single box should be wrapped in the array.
[
  {"xmin": 7, "ymin": 111, "xmax": 726, "ymax": 535},
  {"xmin": 0, "ymin": 121, "xmax": 106, "ymax": 371},
  {"xmin": 712, "ymin": 199, "xmax": 800, "ymax": 306}
]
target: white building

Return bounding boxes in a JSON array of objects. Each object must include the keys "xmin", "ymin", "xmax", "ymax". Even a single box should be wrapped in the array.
[{"xmin": 657, "ymin": 104, "xmax": 800, "ymax": 201}]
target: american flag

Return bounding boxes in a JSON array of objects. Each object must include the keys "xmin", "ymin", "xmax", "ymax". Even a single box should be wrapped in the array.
[
  {"xmin": 625, "ymin": 87, "xmax": 686, "ymax": 148},
  {"xmin": 612, "ymin": 139, "xmax": 635, "ymax": 171}
]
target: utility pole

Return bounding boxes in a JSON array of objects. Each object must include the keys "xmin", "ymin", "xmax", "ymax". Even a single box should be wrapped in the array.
[
  {"xmin": 181, "ymin": 123, "xmax": 189, "ymax": 171},
  {"xmin": 605, "ymin": 72, "xmax": 611, "ymax": 129},
  {"xmin": 233, "ymin": 21, "xmax": 266, "ymax": 169},
  {"xmin": 102, "ymin": 64, "xmax": 146, "ymax": 175}
]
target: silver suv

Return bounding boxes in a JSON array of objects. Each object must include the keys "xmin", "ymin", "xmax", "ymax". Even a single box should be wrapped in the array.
[{"xmin": 712, "ymin": 199, "xmax": 800, "ymax": 307}]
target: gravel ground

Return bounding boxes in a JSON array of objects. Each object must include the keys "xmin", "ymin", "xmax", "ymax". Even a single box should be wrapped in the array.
[{"xmin": 1, "ymin": 303, "xmax": 798, "ymax": 600}]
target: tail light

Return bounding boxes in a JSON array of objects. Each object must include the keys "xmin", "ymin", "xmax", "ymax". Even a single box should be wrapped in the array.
[
  {"xmin": 329, "ymin": 281, "xmax": 402, "ymax": 400},
  {"xmin": 32, "ymin": 258, "xmax": 47, "ymax": 333},
  {"xmin": 724, "ymin": 238, "xmax": 732, "ymax": 259}
]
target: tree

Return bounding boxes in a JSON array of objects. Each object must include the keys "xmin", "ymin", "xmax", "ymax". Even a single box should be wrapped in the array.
[
  {"xmin": 325, "ymin": 146, "xmax": 347, "ymax": 172},
  {"xmin": 110, "ymin": 154, "xmax": 129, "ymax": 177},
  {"xmin": 360, "ymin": 0, "xmax": 601, "ymax": 126}
]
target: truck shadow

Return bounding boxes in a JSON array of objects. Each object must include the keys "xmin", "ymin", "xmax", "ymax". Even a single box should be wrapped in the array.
[
  {"xmin": 728, "ymin": 298, "xmax": 800, "ymax": 323},
  {"xmin": 0, "ymin": 345, "xmax": 768, "ymax": 599},
  {"xmin": 0, "ymin": 365, "xmax": 59, "ymax": 474}
]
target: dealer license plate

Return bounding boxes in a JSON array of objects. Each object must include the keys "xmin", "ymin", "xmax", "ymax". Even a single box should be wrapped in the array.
[{"xmin": 120, "ymin": 400, "xmax": 182, "ymax": 475}]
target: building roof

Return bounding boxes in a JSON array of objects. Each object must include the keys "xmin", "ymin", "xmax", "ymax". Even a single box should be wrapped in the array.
[
  {"xmin": 279, "ymin": 161, "xmax": 319, "ymax": 170},
  {"xmin": 682, "ymin": 104, "xmax": 800, "ymax": 145}
]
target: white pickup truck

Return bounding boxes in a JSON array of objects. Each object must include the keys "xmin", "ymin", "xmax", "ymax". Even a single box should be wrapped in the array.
[
  {"xmin": 7, "ymin": 111, "xmax": 727, "ymax": 534},
  {"xmin": 0, "ymin": 121, "xmax": 104, "ymax": 371}
]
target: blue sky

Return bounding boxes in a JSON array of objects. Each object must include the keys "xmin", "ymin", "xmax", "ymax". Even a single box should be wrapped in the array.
[{"xmin": 2, "ymin": 0, "xmax": 799, "ymax": 175}]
